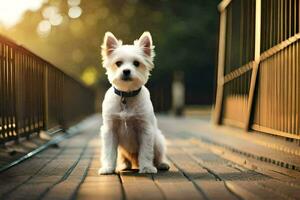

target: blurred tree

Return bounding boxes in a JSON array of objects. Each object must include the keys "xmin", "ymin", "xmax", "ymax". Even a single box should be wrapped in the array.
[{"xmin": 0, "ymin": 0, "xmax": 219, "ymax": 108}]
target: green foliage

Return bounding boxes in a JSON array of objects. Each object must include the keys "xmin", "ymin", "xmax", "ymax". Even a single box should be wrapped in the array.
[{"xmin": 1, "ymin": 0, "xmax": 219, "ymax": 104}]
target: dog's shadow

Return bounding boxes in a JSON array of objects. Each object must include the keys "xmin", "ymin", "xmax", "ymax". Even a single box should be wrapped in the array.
[{"xmin": 118, "ymin": 169, "xmax": 172, "ymax": 181}]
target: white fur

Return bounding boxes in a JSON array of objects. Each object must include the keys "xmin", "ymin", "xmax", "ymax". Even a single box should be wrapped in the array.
[{"xmin": 99, "ymin": 32, "xmax": 169, "ymax": 174}]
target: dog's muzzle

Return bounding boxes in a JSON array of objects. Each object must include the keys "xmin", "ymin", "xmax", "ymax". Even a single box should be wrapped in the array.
[{"xmin": 121, "ymin": 69, "xmax": 132, "ymax": 81}]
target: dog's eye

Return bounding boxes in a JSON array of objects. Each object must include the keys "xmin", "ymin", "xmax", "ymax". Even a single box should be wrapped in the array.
[
  {"xmin": 116, "ymin": 61, "xmax": 123, "ymax": 67},
  {"xmin": 133, "ymin": 60, "xmax": 140, "ymax": 67}
]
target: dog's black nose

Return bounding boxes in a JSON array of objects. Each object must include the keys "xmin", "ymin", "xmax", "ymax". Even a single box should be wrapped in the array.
[{"xmin": 123, "ymin": 69, "xmax": 131, "ymax": 76}]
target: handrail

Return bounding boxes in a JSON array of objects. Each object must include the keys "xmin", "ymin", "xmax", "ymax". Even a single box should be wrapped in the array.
[
  {"xmin": 0, "ymin": 34, "xmax": 95, "ymax": 144},
  {"xmin": 0, "ymin": 34, "xmax": 90, "ymax": 91}
]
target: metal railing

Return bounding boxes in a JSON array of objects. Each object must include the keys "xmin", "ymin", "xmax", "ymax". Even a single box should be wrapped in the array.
[
  {"xmin": 0, "ymin": 34, "xmax": 95, "ymax": 144},
  {"xmin": 214, "ymin": 0, "xmax": 300, "ymax": 140}
]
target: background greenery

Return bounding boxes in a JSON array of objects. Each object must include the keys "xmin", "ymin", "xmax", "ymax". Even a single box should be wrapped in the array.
[{"xmin": 0, "ymin": 0, "xmax": 219, "ymax": 110}]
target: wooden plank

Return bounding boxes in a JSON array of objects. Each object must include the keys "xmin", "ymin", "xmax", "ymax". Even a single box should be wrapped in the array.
[
  {"xmin": 0, "ymin": 130, "xmax": 94, "ymax": 199},
  {"xmin": 4, "ymin": 182, "xmax": 56, "ymax": 200},
  {"xmin": 118, "ymin": 141, "xmax": 206, "ymax": 200},
  {"xmin": 154, "ymin": 155, "xmax": 206, "ymax": 200},
  {"xmin": 182, "ymin": 143, "xmax": 270, "ymax": 184},
  {"xmin": 77, "ymin": 182, "xmax": 123, "ymax": 200},
  {"xmin": 0, "ymin": 176, "xmax": 30, "ymax": 196},
  {"xmin": 226, "ymin": 181, "xmax": 287, "ymax": 200},
  {"xmin": 179, "ymin": 123, "xmax": 300, "ymax": 167},
  {"xmin": 0, "ymin": 140, "xmax": 67, "ymax": 197},
  {"xmin": 225, "ymin": 181, "xmax": 264, "ymax": 200},
  {"xmin": 153, "ymin": 160, "xmax": 187, "ymax": 183},
  {"xmin": 168, "ymin": 136, "xmax": 262, "ymax": 200},
  {"xmin": 119, "ymin": 168, "xmax": 164, "ymax": 200},
  {"xmin": 195, "ymin": 180, "xmax": 239, "ymax": 200},
  {"xmin": 120, "ymin": 170, "xmax": 153, "ymax": 183},
  {"xmin": 42, "ymin": 156, "xmax": 92, "ymax": 200},
  {"xmin": 157, "ymin": 182, "xmax": 205, "ymax": 200},
  {"xmin": 167, "ymin": 147, "xmax": 215, "ymax": 181},
  {"xmin": 165, "ymin": 140, "xmax": 264, "ymax": 200},
  {"xmin": 257, "ymin": 179, "xmax": 300, "ymax": 199},
  {"xmin": 201, "ymin": 138, "xmax": 300, "ymax": 184},
  {"xmin": 75, "ymin": 136, "xmax": 124, "ymax": 200},
  {"xmin": 122, "ymin": 181, "xmax": 164, "ymax": 200}
]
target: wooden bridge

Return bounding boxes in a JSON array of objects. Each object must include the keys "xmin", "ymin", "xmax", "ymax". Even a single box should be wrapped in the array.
[
  {"xmin": 1, "ymin": 0, "xmax": 300, "ymax": 199},
  {"xmin": 1, "ymin": 114, "xmax": 300, "ymax": 200}
]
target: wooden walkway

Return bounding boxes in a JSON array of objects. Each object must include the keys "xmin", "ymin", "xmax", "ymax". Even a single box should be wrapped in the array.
[{"xmin": 0, "ymin": 115, "xmax": 300, "ymax": 200}]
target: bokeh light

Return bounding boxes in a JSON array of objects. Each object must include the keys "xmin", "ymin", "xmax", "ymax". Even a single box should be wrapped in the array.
[
  {"xmin": 37, "ymin": 20, "xmax": 51, "ymax": 37},
  {"xmin": 43, "ymin": 6, "xmax": 63, "ymax": 26},
  {"xmin": 67, "ymin": 0, "xmax": 81, "ymax": 7},
  {"xmin": 68, "ymin": 6, "xmax": 82, "ymax": 19},
  {"xmin": 42, "ymin": 6, "xmax": 58, "ymax": 19},
  {"xmin": 81, "ymin": 66, "xmax": 98, "ymax": 86},
  {"xmin": 49, "ymin": 14, "xmax": 63, "ymax": 26}
]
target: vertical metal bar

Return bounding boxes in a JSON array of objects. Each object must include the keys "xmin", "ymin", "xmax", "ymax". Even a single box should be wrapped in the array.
[
  {"xmin": 226, "ymin": 5, "xmax": 233, "ymax": 75},
  {"xmin": 214, "ymin": 8, "xmax": 227, "ymax": 124},
  {"xmin": 270, "ymin": 0, "xmax": 273, "ymax": 49},
  {"xmin": 280, "ymin": 45, "xmax": 283, "ymax": 132},
  {"xmin": 287, "ymin": 41, "xmax": 291, "ymax": 133},
  {"xmin": 245, "ymin": 0, "xmax": 261, "ymax": 130},
  {"xmin": 277, "ymin": 0, "xmax": 280, "ymax": 44},
  {"xmin": 296, "ymin": 41, "xmax": 299, "ymax": 137},
  {"xmin": 281, "ymin": 0, "xmax": 284, "ymax": 42},
  {"xmin": 291, "ymin": 43, "xmax": 295, "ymax": 134},
  {"xmin": 20, "ymin": 52, "xmax": 24, "ymax": 136},
  {"xmin": 289, "ymin": 0, "xmax": 292, "ymax": 38},
  {"xmin": 285, "ymin": 43, "xmax": 289, "ymax": 133},
  {"xmin": 44, "ymin": 64, "xmax": 49, "ymax": 130},
  {"xmin": 269, "ymin": 52, "xmax": 273, "ymax": 130},
  {"xmin": 240, "ymin": 0, "xmax": 244, "ymax": 67},
  {"xmin": 273, "ymin": 52, "xmax": 277, "ymax": 132},
  {"xmin": 14, "ymin": 50, "xmax": 19, "ymax": 141},
  {"xmin": 11, "ymin": 46, "xmax": 17, "ymax": 141},
  {"xmin": 293, "ymin": 0, "xmax": 298, "ymax": 35},
  {"xmin": 4, "ymin": 44, "xmax": 8, "ymax": 140},
  {"xmin": 0, "ymin": 42, "xmax": 3, "ymax": 142}
]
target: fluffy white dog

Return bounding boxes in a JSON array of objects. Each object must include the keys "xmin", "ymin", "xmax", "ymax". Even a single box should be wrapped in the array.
[{"xmin": 99, "ymin": 31, "xmax": 169, "ymax": 174}]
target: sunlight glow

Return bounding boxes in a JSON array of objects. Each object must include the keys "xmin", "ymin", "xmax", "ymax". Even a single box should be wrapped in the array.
[{"xmin": 0, "ymin": 0, "xmax": 45, "ymax": 28}]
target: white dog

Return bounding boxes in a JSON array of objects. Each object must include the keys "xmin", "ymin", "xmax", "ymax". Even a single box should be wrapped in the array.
[{"xmin": 99, "ymin": 31, "xmax": 170, "ymax": 174}]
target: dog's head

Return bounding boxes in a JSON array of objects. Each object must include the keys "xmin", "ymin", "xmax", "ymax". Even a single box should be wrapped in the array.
[{"xmin": 101, "ymin": 32, "xmax": 155, "ymax": 91}]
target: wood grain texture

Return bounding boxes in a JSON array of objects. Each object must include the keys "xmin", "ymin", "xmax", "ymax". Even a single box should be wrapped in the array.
[{"xmin": 1, "ymin": 116, "xmax": 300, "ymax": 200}]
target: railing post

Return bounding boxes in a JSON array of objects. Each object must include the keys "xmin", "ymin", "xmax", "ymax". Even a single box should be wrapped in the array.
[
  {"xmin": 245, "ymin": 0, "xmax": 261, "ymax": 131},
  {"xmin": 44, "ymin": 65, "xmax": 49, "ymax": 130},
  {"xmin": 213, "ymin": 6, "xmax": 227, "ymax": 124}
]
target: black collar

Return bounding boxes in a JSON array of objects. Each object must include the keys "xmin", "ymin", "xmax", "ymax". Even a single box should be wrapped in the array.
[{"xmin": 114, "ymin": 87, "xmax": 142, "ymax": 98}]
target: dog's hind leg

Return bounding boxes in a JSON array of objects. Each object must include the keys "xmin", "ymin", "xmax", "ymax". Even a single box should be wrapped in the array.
[
  {"xmin": 116, "ymin": 148, "xmax": 131, "ymax": 172},
  {"xmin": 154, "ymin": 129, "xmax": 170, "ymax": 171}
]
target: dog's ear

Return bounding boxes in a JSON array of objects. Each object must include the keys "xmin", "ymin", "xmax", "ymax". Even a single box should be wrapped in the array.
[
  {"xmin": 102, "ymin": 32, "xmax": 120, "ymax": 57},
  {"xmin": 137, "ymin": 31, "xmax": 154, "ymax": 57}
]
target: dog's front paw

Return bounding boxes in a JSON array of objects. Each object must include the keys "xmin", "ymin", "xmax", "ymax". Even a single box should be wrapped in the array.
[
  {"xmin": 98, "ymin": 167, "xmax": 115, "ymax": 175},
  {"xmin": 139, "ymin": 166, "xmax": 157, "ymax": 174}
]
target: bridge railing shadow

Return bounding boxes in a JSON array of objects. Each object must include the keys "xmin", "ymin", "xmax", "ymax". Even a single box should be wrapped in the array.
[{"xmin": 0, "ymin": 34, "xmax": 95, "ymax": 145}]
